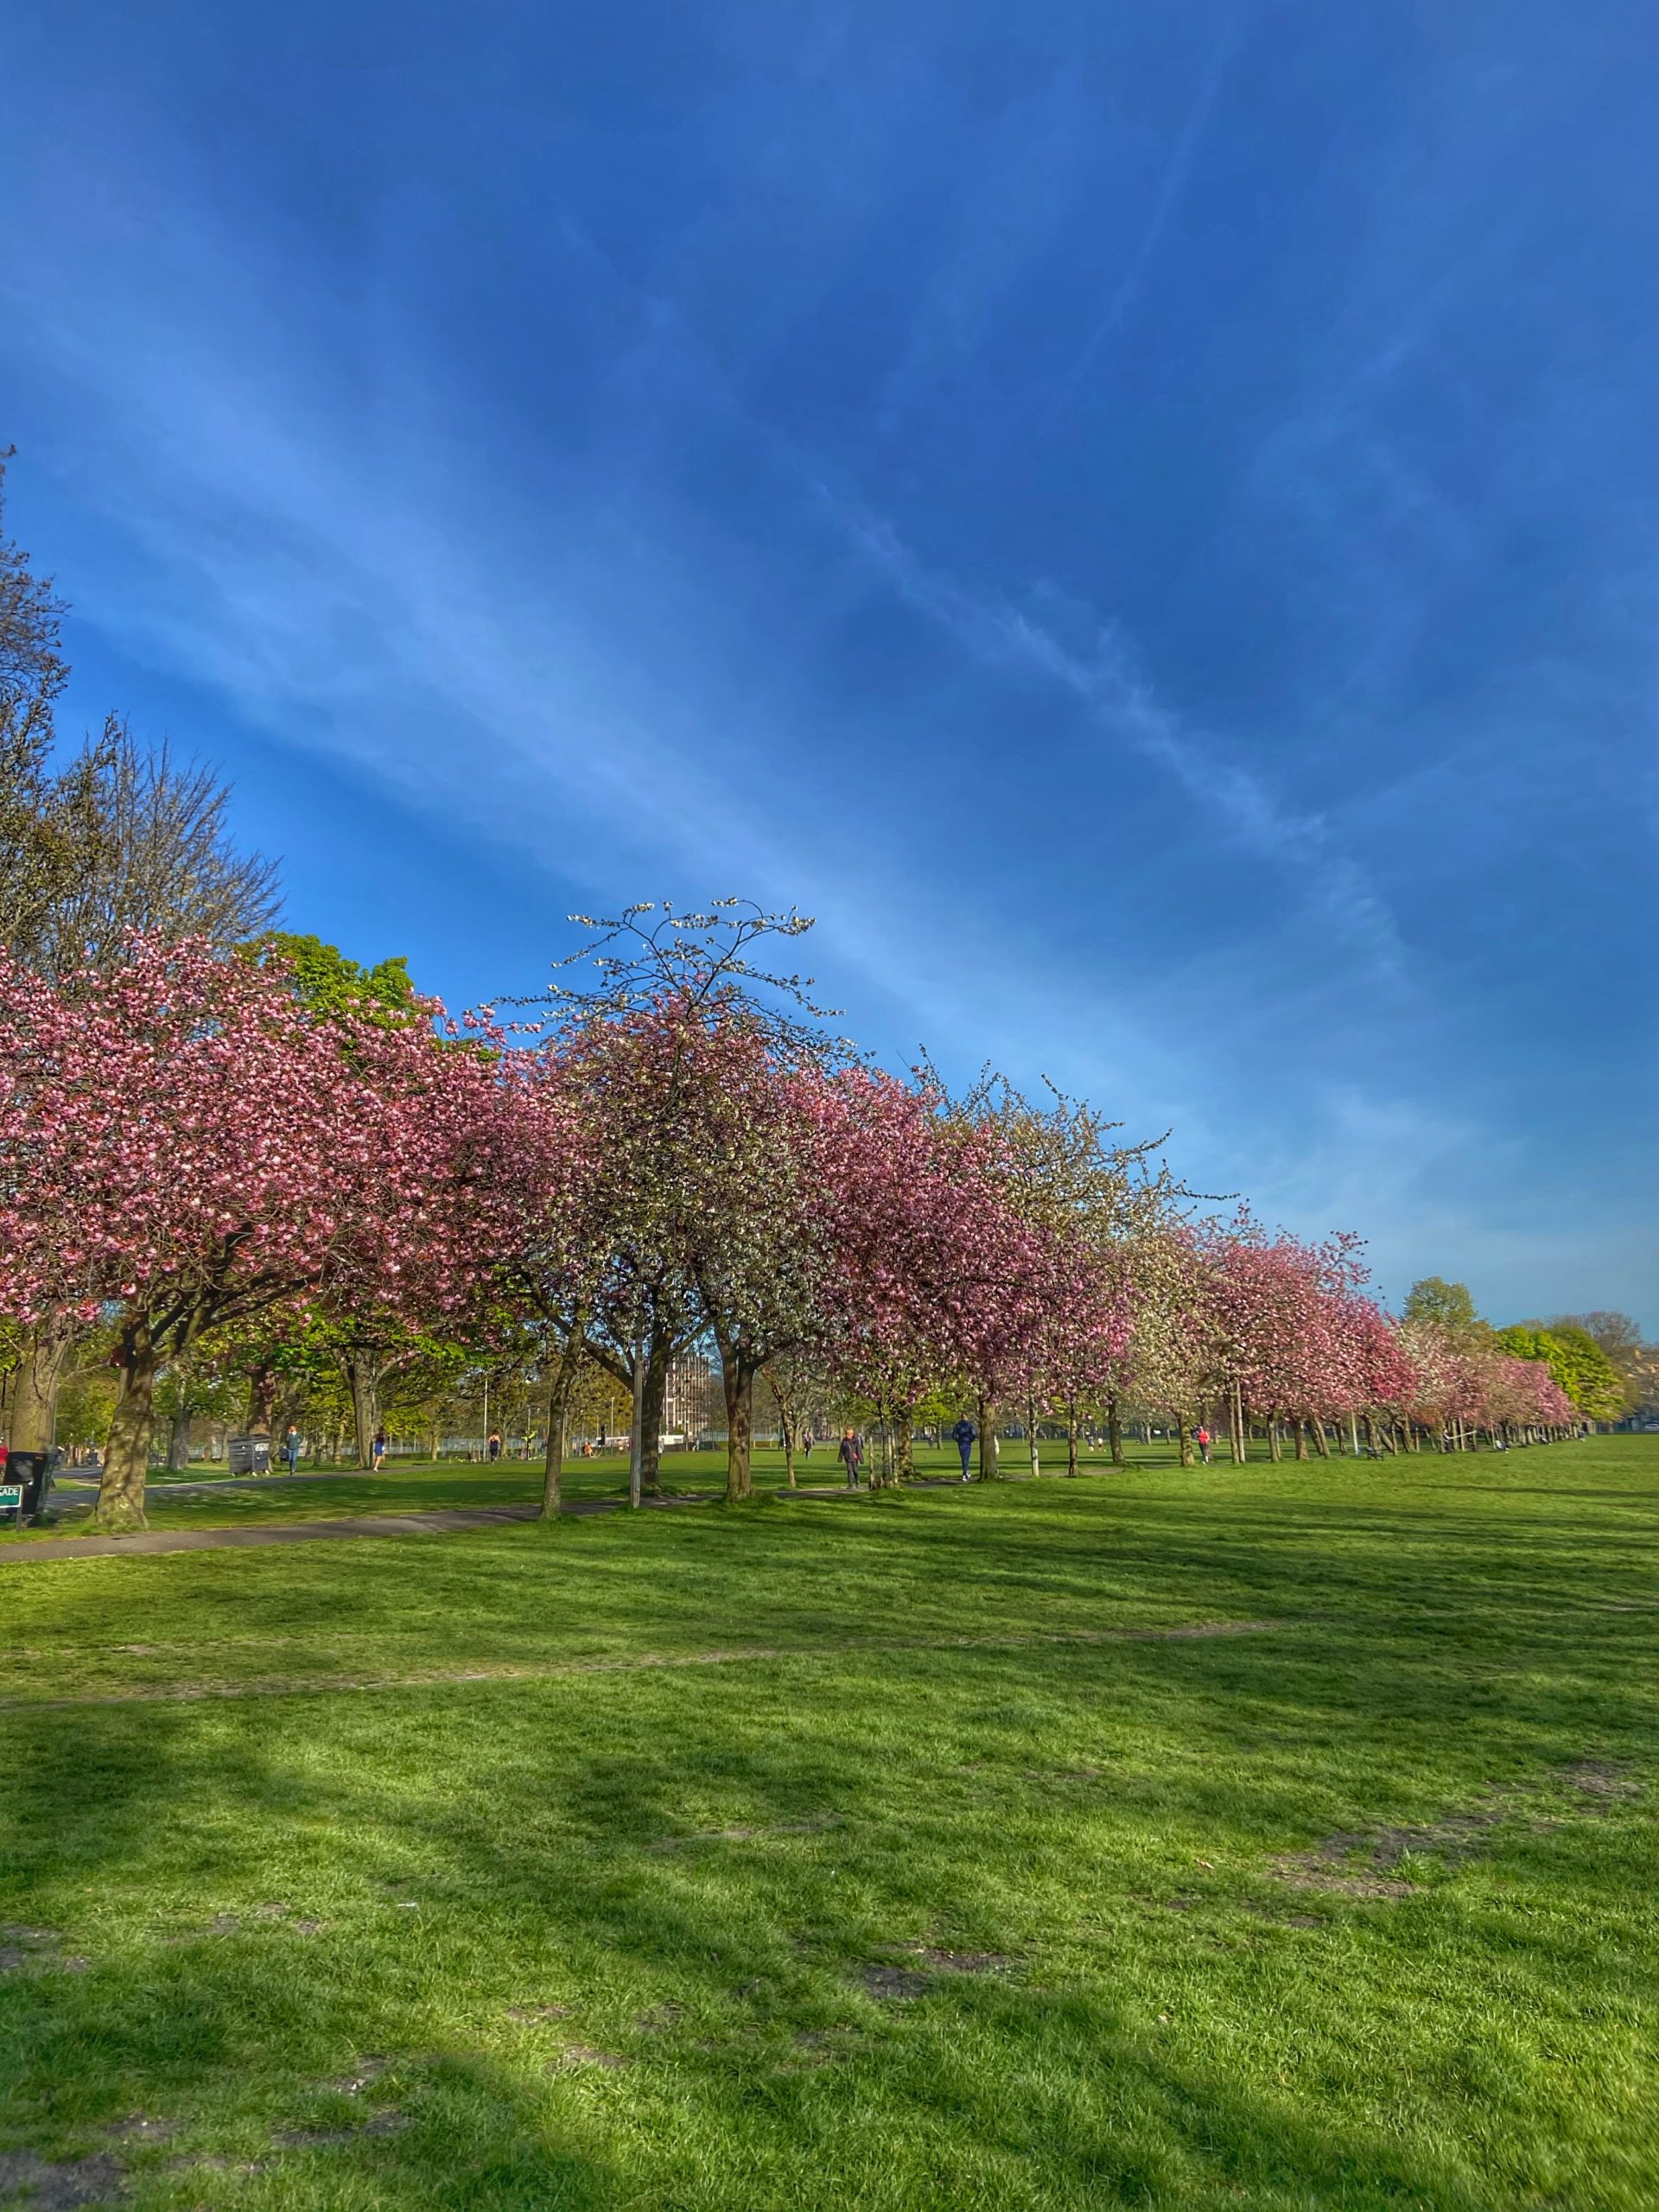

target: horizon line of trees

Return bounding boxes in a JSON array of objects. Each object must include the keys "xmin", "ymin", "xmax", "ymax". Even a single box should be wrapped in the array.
[{"xmin": 1, "ymin": 451, "xmax": 1650, "ymax": 1532}]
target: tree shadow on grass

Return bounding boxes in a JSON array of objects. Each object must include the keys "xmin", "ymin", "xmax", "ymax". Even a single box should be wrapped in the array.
[
  {"xmin": 3, "ymin": 1477, "xmax": 1656, "ymax": 2209},
  {"xmin": 0, "ymin": 1707, "xmax": 632, "ymax": 2210}
]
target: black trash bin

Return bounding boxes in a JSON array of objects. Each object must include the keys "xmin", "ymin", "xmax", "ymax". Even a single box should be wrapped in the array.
[
  {"xmin": 4, "ymin": 1449, "xmax": 51, "ymax": 1522},
  {"xmin": 227, "ymin": 1435, "xmax": 271, "ymax": 1476}
]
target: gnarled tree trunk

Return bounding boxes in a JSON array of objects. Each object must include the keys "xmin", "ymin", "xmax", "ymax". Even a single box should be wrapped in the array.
[
  {"xmin": 770, "ymin": 1378, "xmax": 798, "ymax": 1489},
  {"xmin": 722, "ymin": 1357, "xmax": 756, "ymax": 1503},
  {"xmin": 894, "ymin": 1410, "xmax": 914, "ymax": 1484},
  {"xmin": 343, "ymin": 1356, "xmax": 376, "ymax": 1469},
  {"xmin": 1106, "ymin": 1393, "xmax": 1124, "ymax": 1467},
  {"xmin": 976, "ymin": 1397, "xmax": 999, "ymax": 1480},
  {"xmin": 98, "ymin": 1326, "xmax": 161, "ymax": 1532},
  {"xmin": 639, "ymin": 1335, "xmax": 670, "ymax": 1497},
  {"xmin": 9, "ymin": 1322, "xmax": 71, "ymax": 1457},
  {"xmin": 539, "ymin": 1316, "xmax": 592, "ymax": 1520}
]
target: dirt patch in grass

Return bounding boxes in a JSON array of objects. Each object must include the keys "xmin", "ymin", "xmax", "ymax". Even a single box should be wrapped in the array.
[
  {"xmin": 547, "ymin": 2044, "xmax": 629, "ymax": 2072},
  {"xmin": 904, "ymin": 1945, "xmax": 1016, "ymax": 1975},
  {"xmin": 0, "ymin": 1620, "xmax": 1285, "ymax": 1713},
  {"xmin": 274, "ymin": 2112, "xmax": 406, "ymax": 2149},
  {"xmin": 506, "ymin": 2003, "xmax": 570, "ymax": 2024},
  {"xmin": 327, "ymin": 2059, "xmax": 389, "ymax": 2095},
  {"xmin": 649, "ymin": 1813, "xmax": 842, "ymax": 1850},
  {"xmin": 853, "ymin": 1963, "xmax": 931, "ymax": 2002},
  {"xmin": 1561, "ymin": 1758, "xmax": 1641, "ymax": 1802},
  {"xmin": 636, "ymin": 2003, "xmax": 686, "ymax": 2032},
  {"xmin": 0, "ymin": 1928, "xmax": 87, "ymax": 1977},
  {"xmin": 0, "ymin": 2149, "xmax": 125, "ymax": 2207},
  {"xmin": 101, "ymin": 2119, "xmax": 172, "ymax": 2147},
  {"xmin": 1269, "ymin": 1758, "xmax": 1644, "ymax": 1899},
  {"xmin": 780, "ymin": 2025, "xmax": 861, "ymax": 2071}
]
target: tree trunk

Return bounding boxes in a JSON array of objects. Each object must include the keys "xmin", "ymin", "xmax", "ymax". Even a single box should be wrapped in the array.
[
  {"xmin": 345, "ymin": 1357, "xmax": 376, "ymax": 1469},
  {"xmin": 1267, "ymin": 1416, "xmax": 1282, "ymax": 1463},
  {"xmin": 1065, "ymin": 1401, "xmax": 1078, "ymax": 1478},
  {"xmin": 538, "ymin": 1321, "xmax": 593, "ymax": 1520},
  {"xmin": 1106, "ymin": 1393, "xmax": 1124, "ymax": 1466},
  {"xmin": 1230, "ymin": 1382, "xmax": 1248, "ymax": 1464},
  {"xmin": 1027, "ymin": 1397, "xmax": 1040, "ymax": 1478},
  {"xmin": 540, "ymin": 1389, "xmax": 567, "ymax": 1520},
  {"xmin": 166, "ymin": 1410, "xmax": 191, "ymax": 1471},
  {"xmin": 976, "ymin": 1397, "xmax": 999, "ymax": 1480},
  {"xmin": 894, "ymin": 1411, "xmax": 914, "ymax": 1484},
  {"xmin": 638, "ymin": 1332, "xmax": 671, "ymax": 1496},
  {"xmin": 1308, "ymin": 1416, "xmax": 1330, "ymax": 1458},
  {"xmin": 9, "ymin": 1322, "xmax": 70, "ymax": 1455},
  {"xmin": 723, "ymin": 1359, "xmax": 755, "ymax": 1503},
  {"xmin": 1177, "ymin": 1417, "xmax": 1194, "ymax": 1468},
  {"xmin": 98, "ymin": 1330, "xmax": 160, "ymax": 1532},
  {"xmin": 1291, "ymin": 1417, "xmax": 1309, "ymax": 1460}
]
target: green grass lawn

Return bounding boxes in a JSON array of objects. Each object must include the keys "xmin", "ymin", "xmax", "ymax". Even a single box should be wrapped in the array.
[
  {"xmin": 7, "ymin": 1443, "xmax": 843, "ymax": 1538},
  {"xmin": 2, "ymin": 1438, "xmax": 1656, "ymax": 2209}
]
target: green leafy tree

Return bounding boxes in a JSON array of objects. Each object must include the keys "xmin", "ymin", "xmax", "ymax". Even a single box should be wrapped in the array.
[
  {"xmin": 1497, "ymin": 1323, "xmax": 1626, "ymax": 1421},
  {"xmin": 154, "ymin": 1357, "xmax": 240, "ymax": 1471},
  {"xmin": 1402, "ymin": 1279, "xmax": 1491, "ymax": 1348},
  {"xmin": 257, "ymin": 933, "xmax": 418, "ymax": 1026}
]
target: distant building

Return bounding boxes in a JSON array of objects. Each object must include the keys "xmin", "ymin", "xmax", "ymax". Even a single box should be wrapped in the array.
[{"xmin": 664, "ymin": 1348, "xmax": 718, "ymax": 1443}]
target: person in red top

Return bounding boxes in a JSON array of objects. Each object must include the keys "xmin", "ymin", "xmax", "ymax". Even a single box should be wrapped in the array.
[{"xmin": 1196, "ymin": 1424, "xmax": 1212, "ymax": 1465}]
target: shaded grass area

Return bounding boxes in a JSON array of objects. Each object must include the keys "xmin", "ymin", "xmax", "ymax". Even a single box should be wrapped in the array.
[
  {"xmin": 8, "ymin": 1442, "xmax": 861, "ymax": 1539},
  {"xmin": 1, "ymin": 1440, "xmax": 1656, "ymax": 2209}
]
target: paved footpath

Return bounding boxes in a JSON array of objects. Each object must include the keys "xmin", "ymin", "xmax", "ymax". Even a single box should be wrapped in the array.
[
  {"xmin": 0, "ymin": 1494, "xmax": 709, "ymax": 1566},
  {"xmin": 3, "ymin": 1471, "xmax": 1008, "ymax": 1567}
]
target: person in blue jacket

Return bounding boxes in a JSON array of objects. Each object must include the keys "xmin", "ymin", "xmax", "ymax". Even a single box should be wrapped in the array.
[{"xmin": 951, "ymin": 1415, "xmax": 976, "ymax": 1482}]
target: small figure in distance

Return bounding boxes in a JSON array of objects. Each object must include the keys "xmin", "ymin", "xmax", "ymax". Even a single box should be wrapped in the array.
[
  {"xmin": 802, "ymin": 1433, "xmax": 813, "ymax": 1463},
  {"xmin": 838, "ymin": 1427, "xmax": 863, "ymax": 1491},
  {"xmin": 1196, "ymin": 1423, "xmax": 1211, "ymax": 1465},
  {"xmin": 951, "ymin": 1414, "xmax": 976, "ymax": 1482},
  {"xmin": 282, "ymin": 1423, "xmax": 301, "ymax": 1475},
  {"xmin": 372, "ymin": 1426, "xmax": 388, "ymax": 1472},
  {"xmin": 486, "ymin": 1429, "xmax": 503, "ymax": 1462}
]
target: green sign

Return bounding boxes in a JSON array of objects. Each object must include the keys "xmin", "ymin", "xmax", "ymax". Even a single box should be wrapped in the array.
[{"xmin": 0, "ymin": 1484, "xmax": 22, "ymax": 1510}]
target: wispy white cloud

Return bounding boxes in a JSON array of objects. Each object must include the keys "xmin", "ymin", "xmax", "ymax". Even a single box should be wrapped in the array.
[
  {"xmin": 1071, "ymin": 13, "xmax": 1238, "ymax": 373},
  {"xmin": 824, "ymin": 493, "xmax": 1412, "ymax": 983}
]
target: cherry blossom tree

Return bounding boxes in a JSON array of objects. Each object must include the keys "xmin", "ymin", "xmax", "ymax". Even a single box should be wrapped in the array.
[
  {"xmin": 0, "ymin": 938, "xmax": 496, "ymax": 1530},
  {"xmin": 807, "ymin": 1068, "xmax": 1037, "ymax": 1485}
]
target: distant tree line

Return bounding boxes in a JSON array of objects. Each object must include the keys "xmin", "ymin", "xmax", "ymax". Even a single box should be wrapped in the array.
[{"xmin": 0, "ymin": 454, "xmax": 1649, "ymax": 1533}]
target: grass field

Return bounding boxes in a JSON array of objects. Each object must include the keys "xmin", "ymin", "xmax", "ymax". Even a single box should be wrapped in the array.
[
  {"xmin": 1, "ymin": 1437, "xmax": 1656, "ymax": 2209},
  {"xmin": 3, "ymin": 1444, "xmax": 827, "ymax": 1540}
]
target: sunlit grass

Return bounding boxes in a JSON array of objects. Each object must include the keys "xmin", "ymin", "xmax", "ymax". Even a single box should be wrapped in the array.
[{"xmin": 1, "ymin": 1437, "xmax": 1655, "ymax": 2209}]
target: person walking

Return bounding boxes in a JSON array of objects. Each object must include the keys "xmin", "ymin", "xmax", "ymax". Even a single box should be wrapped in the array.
[
  {"xmin": 282, "ymin": 1424, "xmax": 301, "ymax": 1475},
  {"xmin": 372, "ymin": 1427, "xmax": 388, "ymax": 1472},
  {"xmin": 486, "ymin": 1429, "xmax": 503, "ymax": 1462},
  {"xmin": 838, "ymin": 1427, "xmax": 863, "ymax": 1490},
  {"xmin": 1196, "ymin": 1423, "xmax": 1212, "ymax": 1466},
  {"xmin": 950, "ymin": 1414, "xmax": 976, "ymax": 1482}
]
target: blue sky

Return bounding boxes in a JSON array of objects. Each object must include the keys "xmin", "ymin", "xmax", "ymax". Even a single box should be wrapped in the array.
[{"xmin": 2, "ymin": 0, "xmax": 1655, "ymax": 1325}]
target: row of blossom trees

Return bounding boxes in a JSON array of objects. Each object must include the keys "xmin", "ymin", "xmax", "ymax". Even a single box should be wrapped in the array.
[{"xmin": 0, "ymin": 904, "xmax": 1580, "ymax": 1532}]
